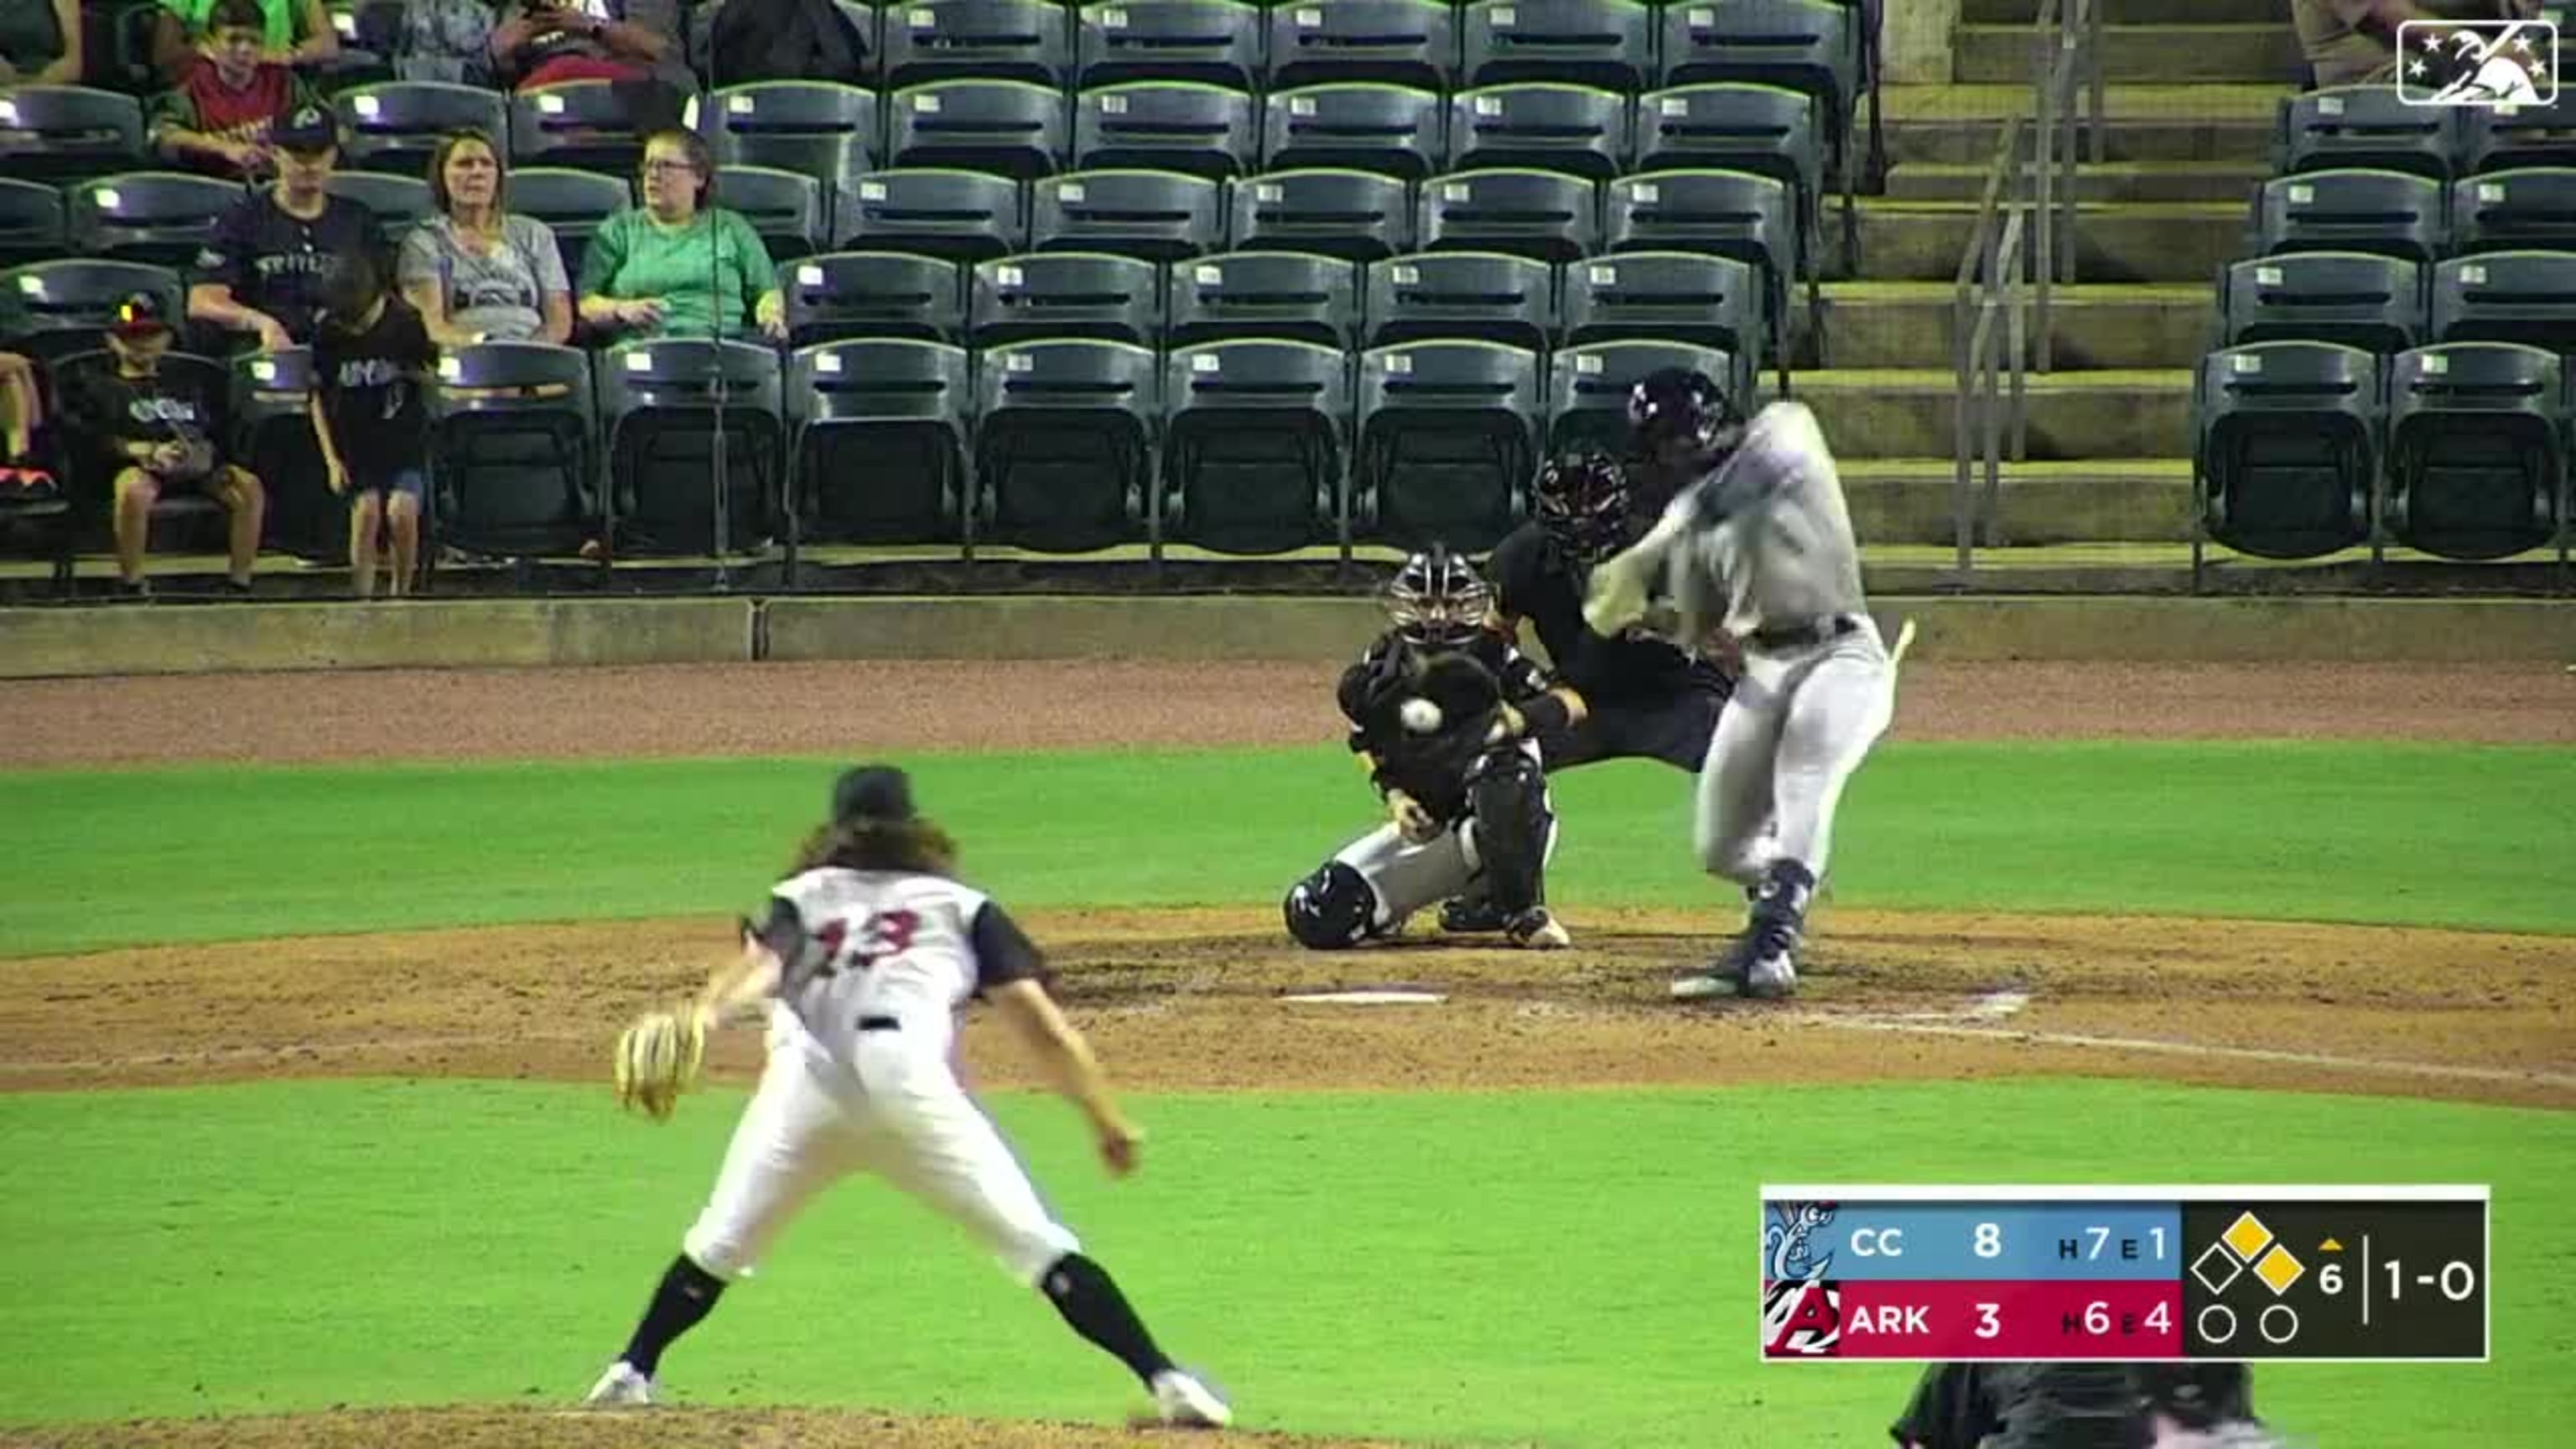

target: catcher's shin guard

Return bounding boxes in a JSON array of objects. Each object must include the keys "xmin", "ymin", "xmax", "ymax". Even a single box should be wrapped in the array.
[{"xmin": 1464, "ymin": 746, "xmax": 1553, "ymax": 918}]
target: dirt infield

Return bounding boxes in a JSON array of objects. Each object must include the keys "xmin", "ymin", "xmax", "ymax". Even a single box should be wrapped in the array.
[{"xmin": 5, "ymin": 657, "xmax": 2571, "ymax": 1448}]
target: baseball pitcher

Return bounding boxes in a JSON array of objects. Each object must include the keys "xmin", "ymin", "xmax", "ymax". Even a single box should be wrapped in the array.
[
  {"xmin": 1282, "ymin": 544, "xmax": 1586, "ymax": 952},
  {"xmin": 592, "ymin": 765, "xmax": 1231, "ymax": 1429},
  {"xmin": 1582, "ymin": 370, "xmax": 1900, "ymax": 1000}
]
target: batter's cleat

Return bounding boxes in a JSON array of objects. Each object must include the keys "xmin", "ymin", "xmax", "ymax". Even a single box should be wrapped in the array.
[
  {"xmin": 584, "ymin": 1361, "xmax": 657, "ymax": 1408},
  {"xmin": 1504, "ymin": 906, "xmax": 1571, "ymax": 950},
  {"xmin": 1150, "ymin": 1368, "xmax": 1234, "ymax": 1428},
  {"xmin": 1438, "ymin": 894, "xmax": 1510, "ymax": 934}
]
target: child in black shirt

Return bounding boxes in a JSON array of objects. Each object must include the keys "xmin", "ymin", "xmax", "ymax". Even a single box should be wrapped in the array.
[
  {"xmin": 74, "ymin": 292, "xmax": 266, "ymax": 599},
  {"xmin": 311, "ymin": 250, "xmax": 435, "ymax": 599}
]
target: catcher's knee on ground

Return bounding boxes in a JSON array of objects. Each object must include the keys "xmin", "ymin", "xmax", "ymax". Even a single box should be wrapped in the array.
[
  {"xmin": 1462, "ymin": 747, "xmax": 1553, "ymax": 914},
  {"xmin": 1283, "ymin": 860, "xmax": 1377, "ymax": 950}
]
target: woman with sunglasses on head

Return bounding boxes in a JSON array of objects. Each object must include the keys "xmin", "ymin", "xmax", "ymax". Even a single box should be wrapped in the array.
[{"xmin": 574, "ymin": 128, "xmax": 787, "ymax": 345}]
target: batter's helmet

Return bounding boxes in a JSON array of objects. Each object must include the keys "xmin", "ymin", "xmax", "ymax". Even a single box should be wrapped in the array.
[
  {"xmin": 1535, "ymin": 449, "xmax": 1632, "ymax": 561},
  {"xmin": 1385, "ymin": 543, "xmax": 1491, "ymax": 648},
  {"xmin": 1627, "ymin": 366, "xmax": 1742, "ymax": 455}
]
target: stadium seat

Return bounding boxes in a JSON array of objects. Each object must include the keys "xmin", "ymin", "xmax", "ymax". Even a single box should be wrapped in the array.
[
  {"xmin": 718, "ymin": 166, "xmax": 828, "ymax": 261},
  {"xmin": 0, "ymin": 86, "xmax": 148, "ymax": 189},
  {"xmin": 1265, "ymin": 0, "xmax": 1459, "ymax": 91},
  {"xmin": 1658, "ymin": 0, "xmax": 1858, "ymax": 186},
  {"xmin": 0, "ymin": 179, "xmax": 68, "ymax": 268},
  {"xmin": 1355, "ymin": 338, "xmax": 1540, "ymax": 550},
  {"xmin": 1161, "ymin": 338, "xmax": 1352, "ymax": 553},
  {"xmin": 1635, "ymin": 85, "xmax": 1830, "ymax": 278},
  {"xmin": 1364, "ymin": 251, "xmax": 1555, "ymax": 350},
  {"xmin": 2219, "ymin": 252, "xmax": 2425, "ymax": 355},
  {"xmin": 2386, "ymin": 342, "xmax": 2566, "ymax": 560},
  {"xmin": 510, "ymin": 81, "xmax": 653, "ymax": 177},
  {"xmin": 1076, "ymin": 0, "xmax": 1262, "ymax": 90},
  {"xmin": 880, "ymin": 0, "xmax": 1073, "ymax": 88},
  {"xmin": 2449, "ymin": 169, "xmax": 2576, "ymax": 254},
  {"xmin": 1417, "ymin": 168, "xmax": 1598, "ymax": 265},
  {"xmin": 229, "ymin": 348, "xmax": 339, "ymax": 563},
  {"xmin": 319, "ymin": 0, "xmax": 402, "ymax": 91},
  {"xmin": 66, "ymin": 172, "xmax": 244, "ymax": 270},
  {"xmin": 1263, "ymin": 84, "xmax": 1446, "ymax": 182},
  {"xmin": 1546, "ymin": 338, "xmax": 1736, "ymax": 454},
  {"xmin": 1446, "ymin": 83, "xmax": 1629, "ymax": 181},
  {"xmin": 704, "ymin": 82, "xmax": 881, "ymax": 193},
  {"xmin": 1228, "ymin": 169, "xmax": 1413, "ymax": 261},
  {"xmin": 1167, "ymin": 249, "xmax": 1362, "ymax": 347},
  {"xmin": 503, "ymin": 168, "xmax": 632, "ymax": 282},
  {"xmin": 889, "ymin": 80, "xmax": 1068, "ymax": 181},
  {"xmin": 834, "ymin": 0, "xmax": 883, "ymax": 73},
  {"xmin": 786, "ymin": 338, "xmax": 972, "ymax": 548},
  {"xmin": 1559, "ymin": 249, "xmax": 1768, "ymax": 398},
  {"xmin": 835, "ymin": 169, "xmax": 1026, "ymax": 262},
  {"xmin": 969, "ymin": 250, "xmax": 1163, "ymax": 345},
  {"xmin": 2191, "ymin": 340, "xmax": 2380, "ymax": 561},
  {"xmin": 973, "ymin": 337, "xmax": 1161, "ymax": 551},
  {"xmin": 0, "ymin": 260, "xmax": 187, "ymax": 368},
  {"xmin": 1459, "ymin": 0, "xmax": 1652, "ymax": 92},
  {"xmin": 2275, "ymin": 86, "xmax": 2459, "ymax": 181},
  {"xmin": 2462, "ymin": 94, "xmax": 2576, "ymax": 175},
  {"xmin": 595, "ymin": 339, "xmax": 787, "ymax": 558},
  {"xmin": 1605, "ymin": 169, "xmax": 1803, "ymax": 353},
  {"xmin": 1029, "ymin": 169, "xmax": 1221, "ymax": 262},
  {"xmin": 425, "ymin": 342, "xmax": 599, "ymax": 561},
  {"xmin": 1074, "ymin": 82, "xmax": 1258, "ymax": 181},
  {"xmin": 2255, "ymin": 169, "xmax": 2449, "ymax": 265},
  {"xmin": 323, "ymin": 171, "xmax": 434, "ymax": 249},
  {"xmin": 779, "ymin": 251, "xmax": 964, "ymax": 345},
  {"xmin": 2430, "ymin": 251, "xmax": 2576, "ymax": 354},
  {"xmin": 339, "ymin": 82, "xmax": 511, "ymax": 178}
]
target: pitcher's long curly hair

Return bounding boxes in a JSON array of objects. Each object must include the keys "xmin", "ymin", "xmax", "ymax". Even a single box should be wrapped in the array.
[{"xmin": 793, "ymin": 816, "xmax": 959, "ymax": 879}]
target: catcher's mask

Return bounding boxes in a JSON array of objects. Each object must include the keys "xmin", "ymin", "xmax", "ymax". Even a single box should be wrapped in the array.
[
  {"xmin": 1627, "ymin": 366, "xmax": 1742, "ymax": 460},
  {"xmin": 1535, "ymin": 448, "xmax": 1631, "ymax": 561},
  {"xmin": 1385, "ymin": 543, "xmax": 1491, "ymax": 648}
]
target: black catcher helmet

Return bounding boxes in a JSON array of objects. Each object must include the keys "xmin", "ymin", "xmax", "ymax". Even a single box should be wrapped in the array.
[
  {"xmin": 1385, "ymin": 543, "xmax": 1492, "ymax": 648},
  {"xmin": 1535, "ymin": 448, "xmax": 1632, "ymax": 561},
  {"xmin": 1627, "ymin": 366, "xmax": 1742, "ymax": 455}
]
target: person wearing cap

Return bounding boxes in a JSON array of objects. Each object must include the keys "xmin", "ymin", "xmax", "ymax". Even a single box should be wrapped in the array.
[
  {"xmin": 188, "ymin": 101, "xmax": 379, "ymax": 352},
  {"xmin": 152, "ymin": 0, "xmax": 336, "ymax": 80},
  {"xmin": 586, "ymin": 765, "xmax": 1233, "ymax": 1430},
  {"xmin": 150, "ymin": 0, "xmax": 324, "ymax": 180},
  {"xmin": 67, "ymin": 293, "xmax": 267, "ymax": 600}
]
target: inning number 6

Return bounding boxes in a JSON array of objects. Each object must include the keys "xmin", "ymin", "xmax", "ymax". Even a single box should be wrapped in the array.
[{"xmin": 1975, "ymin": 1223, "xmax": 2003, "ymax": 1259}]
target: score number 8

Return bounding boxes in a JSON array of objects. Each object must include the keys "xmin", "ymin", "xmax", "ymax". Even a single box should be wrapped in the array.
[{"xmin": 1976, "ymin": 1223, "xmax": 2002, "ymax": 1259}]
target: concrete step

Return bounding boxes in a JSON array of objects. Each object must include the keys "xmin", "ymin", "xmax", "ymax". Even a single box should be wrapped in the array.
[
  {"xmin": 1820, "ymin": 281, "xmax": 2214, "ymax": 371},
  {"xmin": 1842, "ymin": 458, "xmax": 2194, "ymax": 546},
  {"xmin": 1961, "ymin": 0, "xmax": 2264, "ymax": 23},
  {"xmin": 1791, "ymin": 367, "xmax": 2192, "ymax": 460},
  {"xmin": 1883, "ymin": 159, "xmax": 2267, "ymax": 205},
  {"xmin": 1858, "ymin": 200, "xmax": 2241, "ymax": 283},
  {"xmin": 1954, "ymin": 23, "xmax": 2305, "ymax": 85},
  {"xmin": 1883, "ymin": 83, "xmax": 2278, "ymax": 165}
]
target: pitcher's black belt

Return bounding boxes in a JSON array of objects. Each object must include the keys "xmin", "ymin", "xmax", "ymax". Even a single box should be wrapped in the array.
[
  {"xmin": 858, "ymin": 1015, "xmax": 901, "ymax": 1033},
  {"xmin": 1749, "ymin": 615, "xmax": 1862, "ymax": 653}
]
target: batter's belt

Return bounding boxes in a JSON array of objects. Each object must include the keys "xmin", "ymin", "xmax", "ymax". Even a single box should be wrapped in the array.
[{"xmin": 1748, "ymin": 613, "xmax": 1864, "ymax": 654}]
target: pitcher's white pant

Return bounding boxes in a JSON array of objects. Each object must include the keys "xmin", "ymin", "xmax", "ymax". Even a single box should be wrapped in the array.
[
  {"xmin": 1693, "ymin": 619, "xmax": 1895, "ymax": 886},
  {"xmin": 683, "ymin": 1023, "xmax": 1079, "ymax": 1288}
]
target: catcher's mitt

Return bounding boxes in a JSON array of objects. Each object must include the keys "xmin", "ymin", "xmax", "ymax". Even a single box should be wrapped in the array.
[{"xmin": 614, "ymin": 1004, "xmax": 705, "ymax": 1122}]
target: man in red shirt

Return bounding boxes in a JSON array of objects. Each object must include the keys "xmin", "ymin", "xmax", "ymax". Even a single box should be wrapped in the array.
[{"xmin": 150, "ymin": 0, "xmax": 319, "ymax": 179}]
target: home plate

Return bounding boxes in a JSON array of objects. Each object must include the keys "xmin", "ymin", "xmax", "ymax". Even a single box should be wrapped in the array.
[{"xmin": 1279, "ymin": 989, "xmax": 1449, "ymax": 1006}]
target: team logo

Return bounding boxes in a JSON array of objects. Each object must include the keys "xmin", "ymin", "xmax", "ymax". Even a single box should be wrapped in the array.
[
  {"xmin": 1761, "ymin": 1200, "xmax": 1841, "ymax": 1357},
  {"xmin": 2397, "ymin": 21, "xmax": 2558, "ymax": 108}
]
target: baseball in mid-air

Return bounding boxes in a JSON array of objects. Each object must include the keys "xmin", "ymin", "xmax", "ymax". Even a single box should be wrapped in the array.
[{"xmin": 1399, "ymin": 697, "xmax": 1444, "ymax": 735}]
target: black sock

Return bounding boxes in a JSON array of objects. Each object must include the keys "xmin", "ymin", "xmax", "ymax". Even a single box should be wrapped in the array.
[
  {"xmin": 619, "ymin": 1253, "xmax": 728, "ymax": 1378},
  {"xmin": 1040, "ymin": 1253, "xmax": 1174, "ymax": 1387}
]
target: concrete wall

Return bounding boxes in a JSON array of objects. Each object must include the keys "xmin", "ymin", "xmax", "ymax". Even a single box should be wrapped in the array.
[
  {"xmin": 1888, "ymin": 0, "xmax": 1962, "ymax": 84},
  {"xmin": 2, "ymin": 595, "xmax": 2569, "ymax": 679}
]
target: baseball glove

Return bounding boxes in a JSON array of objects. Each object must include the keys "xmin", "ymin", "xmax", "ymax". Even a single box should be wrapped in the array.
[{"xmin": 613, "ymin": 1004, "xmax": 705, "ymax": 1122}]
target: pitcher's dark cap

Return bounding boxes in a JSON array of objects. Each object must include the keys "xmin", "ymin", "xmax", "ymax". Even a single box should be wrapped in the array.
[{"xmin": 831, "ymin": 765, "xmax": 916, "ymax": 823}]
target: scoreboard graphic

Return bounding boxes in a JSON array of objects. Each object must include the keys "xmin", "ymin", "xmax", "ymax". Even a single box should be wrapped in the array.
[{"xmin": 1759, "ymin": 1186, "xmax": 2487, "ymax": 1363}]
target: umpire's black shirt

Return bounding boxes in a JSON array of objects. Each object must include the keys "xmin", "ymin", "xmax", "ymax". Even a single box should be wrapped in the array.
[{"xmin": 1488, "ymin": 522, "xmax": 1713, "ymax": 704}]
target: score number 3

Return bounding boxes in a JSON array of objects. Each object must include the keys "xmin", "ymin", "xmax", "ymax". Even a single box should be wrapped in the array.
[{"xmin": 811, "ymin": 909, "xmax": 920, "ymax": 978}]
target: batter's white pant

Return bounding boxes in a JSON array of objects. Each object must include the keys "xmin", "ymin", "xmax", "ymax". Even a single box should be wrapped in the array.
[
  {"xmin": 683, "ymin": 1027, "xmax": 1080, "ymax": 1287},
  {"xmin": 1332, "ymin": 742, "xmax": 1555, "ymax": 931},
  {"xmin": 1693, "ymin": 618, "xmax": 1895, "ymax": 886}
]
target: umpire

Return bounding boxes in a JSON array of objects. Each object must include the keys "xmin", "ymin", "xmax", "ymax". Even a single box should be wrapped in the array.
[{"xmin": 1893, "ymin": 1361, "xmax": 2276, "ymax": 1449}]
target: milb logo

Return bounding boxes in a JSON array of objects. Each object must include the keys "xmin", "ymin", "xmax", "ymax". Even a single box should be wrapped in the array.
[
  {"xmin": 1763, "ymin": 1278, "xmax": 1842, "ymax": 1357},
  {"xmin": 2396, "ymin": 20, "xmax": 2558, "ymax": 107}
]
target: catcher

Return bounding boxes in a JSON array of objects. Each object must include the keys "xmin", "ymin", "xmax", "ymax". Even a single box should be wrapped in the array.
[
  {"xmin": 1281, "ymin": 543, "xmax": 1586, "ymax": 952},
  {"xmin": 594, "ymin": 764, "xmax": 1232, "ymax": 1429}
]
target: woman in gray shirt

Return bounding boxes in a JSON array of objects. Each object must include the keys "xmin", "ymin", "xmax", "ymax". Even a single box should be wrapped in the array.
[{"xmin": 397, "ymin": 129, "xmax": 575, "ymax": 345}]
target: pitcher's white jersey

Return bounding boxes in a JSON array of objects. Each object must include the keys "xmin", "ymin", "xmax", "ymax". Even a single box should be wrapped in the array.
[
  {"xmin": 1666, "ymin": 401, "xmax": 1867, "ymax": 640},
  {"xmin": 756, "ymin": 867, "xmax": 1044, "ymax": 1067}
]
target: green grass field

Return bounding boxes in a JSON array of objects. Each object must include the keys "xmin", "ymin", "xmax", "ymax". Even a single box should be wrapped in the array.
[{"xmin": 5, "ymin": 740, "xmax": 2573, "ymax": 1445}]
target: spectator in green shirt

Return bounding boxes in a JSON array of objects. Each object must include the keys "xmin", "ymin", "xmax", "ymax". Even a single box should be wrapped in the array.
[
  {"xmin": 153, "ymin": 0, "xmax": 336, "ymax": 81},
  {"xmin": 576, "ymin": 127, "xmax": 787, "ymax": 344}
]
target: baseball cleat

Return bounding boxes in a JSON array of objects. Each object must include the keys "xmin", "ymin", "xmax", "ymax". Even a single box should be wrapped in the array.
[
  {"xmin": 1504, "ymin": 906, "xmax": 1571, "ymax": 950},
  {"xmin": 1438, "ymin": 895, "xmax": 1510, "ymax": 934},
  {"xmin": 584, "ymin": 1360, "xmax": 657, "ymax": 1408},
  {"xmin": 1150, "ymin": 1368, "xmax": 1234, "ymax": 1428}
]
